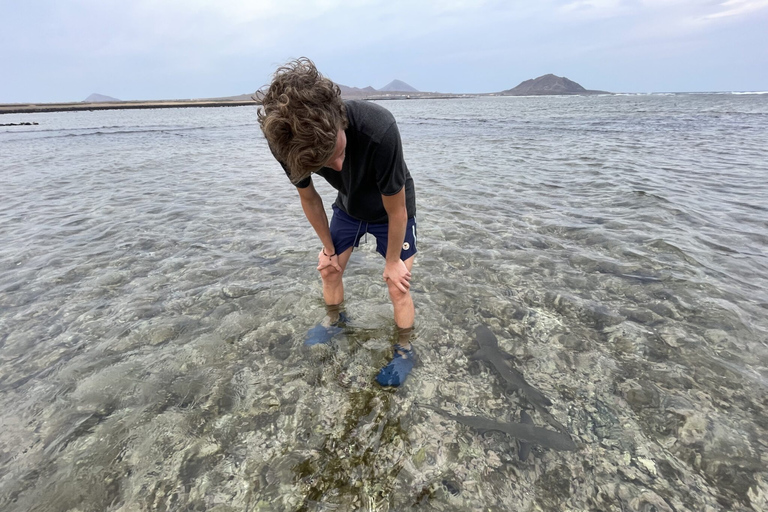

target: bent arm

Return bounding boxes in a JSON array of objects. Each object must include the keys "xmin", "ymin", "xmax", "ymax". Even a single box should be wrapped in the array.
[
  {"xmin": 297, "ymin": 182, "xmax": 335, "ymax": 256},
  {"xmin": 381, "ymin": 187, "xmax": 408, "ymax": 264},
  {"xmin": 381, "ymin": 187, "xmax": 411, "ymax": 293}
]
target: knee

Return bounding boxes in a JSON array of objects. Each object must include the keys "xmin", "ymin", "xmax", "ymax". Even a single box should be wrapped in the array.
[
  {"xmin": 387, "ymin": 281, "xmax": 411, "ymax": 306},
  {"xmin": 320, "ymin": 266, "xmax": 343, "ymax": 284}
]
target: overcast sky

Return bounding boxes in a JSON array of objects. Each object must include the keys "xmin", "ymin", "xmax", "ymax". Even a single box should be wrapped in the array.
[{"xmin": 1, "ymin": 0, "xmax": 767, "ymax": 102}]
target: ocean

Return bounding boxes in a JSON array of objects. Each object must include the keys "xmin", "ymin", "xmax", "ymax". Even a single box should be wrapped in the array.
[{"xmin": 1, "ymin": 93, "xmax": 767, "ymax": 511}]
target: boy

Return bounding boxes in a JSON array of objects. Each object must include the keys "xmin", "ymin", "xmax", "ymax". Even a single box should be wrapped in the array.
[{"xmin": 257, "ymin": 58, "xmax": 418, "ymax": 387}]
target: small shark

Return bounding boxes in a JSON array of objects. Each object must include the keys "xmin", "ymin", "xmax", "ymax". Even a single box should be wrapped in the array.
[
  {"xmin": 471, "ymin": 325, "xmax": 553, "ymax": 408},
  {"xmin": 419, "ymin": 403, "xmax": 577, "ymax": 452}
]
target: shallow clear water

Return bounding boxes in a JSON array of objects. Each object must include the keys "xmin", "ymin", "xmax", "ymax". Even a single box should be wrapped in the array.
[{"xmin": 1, "ymin": 94, "xmax": 767, "ymax": 511}]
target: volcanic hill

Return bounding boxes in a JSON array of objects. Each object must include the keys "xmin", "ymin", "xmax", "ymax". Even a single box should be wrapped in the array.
[{"xmin": 502, "ymin": 74, "xmax": 608, "ymax": 95}]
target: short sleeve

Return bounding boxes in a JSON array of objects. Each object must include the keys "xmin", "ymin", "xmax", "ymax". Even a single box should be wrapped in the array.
[
  {"xmin": 271, "ymin": 145, "xmax": 311, "ymax": 188},
  {"xmin": 292, "ymin": 173, "xmax": 312, "ymax": 189},
  {"xmin": 373, "ymin": 123, "xmax": 407, "ymax": 196}
]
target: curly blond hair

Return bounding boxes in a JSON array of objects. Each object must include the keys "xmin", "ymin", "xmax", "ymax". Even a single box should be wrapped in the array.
[{"xmin": 257, "ymin": 58, "xmax": 348, "ymax": 184}]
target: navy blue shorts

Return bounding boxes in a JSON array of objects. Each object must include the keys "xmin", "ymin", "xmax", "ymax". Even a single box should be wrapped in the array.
[{"xmin": 330, "ymin": 205, "xmax": 417, "ymax": 261}]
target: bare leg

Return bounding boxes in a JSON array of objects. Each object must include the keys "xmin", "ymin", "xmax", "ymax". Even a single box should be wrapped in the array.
[
  {"xmin": 385, "ymin": 255, "xmax": 415, "ymax": 331},
  {"xmin": 322, "ymin": 303, "xmax": 343, "ymax": 326},
  {"xmin": 395, "ymin": 325, "xmax": 414, "ymax": 350},
  {"xmin": 376, "ymin": 256, "xmax": 416, "ymax": 386},
  {"xmin": 305, "ymin": 247, "xmax": 355, "ymax": 346},
  {"xmin": 320, "ymin": 246, "xmax": 354, "ymax": 309},
  {"xmin": 375, "ymin": 312, "xmax": 416, "ymax": 387}
]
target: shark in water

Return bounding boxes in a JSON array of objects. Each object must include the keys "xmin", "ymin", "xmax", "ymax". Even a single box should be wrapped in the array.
[
  {"xmin": 418, "ymin": 403, "xmax": 577, "ymax": 452},
  {"xmin": 517, "ymin": 410, "xmax": 534, "ymax": 461},
  {"xmin": 471, "ymin": 324, "xmax": 570, "ymax": 434},
  {"xmin": 471, "ymin": 324, "xmax": 552, "ymax": 407}
]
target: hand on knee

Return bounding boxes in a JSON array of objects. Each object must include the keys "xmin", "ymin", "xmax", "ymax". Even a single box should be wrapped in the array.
[{"xmin": 387, "ymin": 282, "xmax": 410, "ymax": 306}]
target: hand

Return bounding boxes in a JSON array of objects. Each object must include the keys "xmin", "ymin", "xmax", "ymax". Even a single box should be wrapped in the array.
[
  {"xmin": 317, "ymin": 248, "xmax": 342, "ymax": 272},
  {"xmin": 383, "ymin": 259, "xmax": 411, "ymax": 293}
]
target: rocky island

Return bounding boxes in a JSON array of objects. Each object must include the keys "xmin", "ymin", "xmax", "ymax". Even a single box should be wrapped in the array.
[
  {"xmin": 84, "ymin": 93, "xmax": 122, "ymax": 103},
  {"xmin": 501, "ymin": 74, "xmax": 609, "ymax": 96},
  {"xmin": 378, "ymin": 80, "xmax": 419, "ymax": 93}
]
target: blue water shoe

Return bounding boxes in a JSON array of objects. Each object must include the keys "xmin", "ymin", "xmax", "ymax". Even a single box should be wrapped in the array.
[
  {"xmin": 305, "ymin": 312, "xmax": 349, "ymax": 346},
  {"xmin": 376, "ymin": 344, "xmax": 415, "ymax": 387}
]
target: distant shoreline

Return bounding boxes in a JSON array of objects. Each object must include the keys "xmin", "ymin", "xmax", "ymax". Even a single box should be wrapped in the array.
[
  {"xmin": 4, "ymin": 90, "xmax": 762, "ymax": 115},
  {"xmin": 0, "ymin": 93, "xmax": 491, "ymax": 114},
  {"xmin": 0, "ymin": 92, "xmax": 587, "ymax": 115},
  {"xmin": 0, "ymin": 95, "xmax": 481, "ymax": 115},
  {"xmin": 0, "ymin": 99, "xmax": 258, "ymax": 115}
]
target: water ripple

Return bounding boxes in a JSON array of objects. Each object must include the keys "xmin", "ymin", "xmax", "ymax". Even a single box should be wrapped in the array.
[{"xmin": 1, "ymin": 95, "xmax": 767, "ymax": 510}]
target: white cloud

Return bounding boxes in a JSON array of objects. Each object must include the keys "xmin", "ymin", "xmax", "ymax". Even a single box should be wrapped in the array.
[
  {"xmin": 559, "ymin": 0, "xmax": 626, "ymax": 17},
  {"xmin": 16, "ymin": 0, "xmax": 765, "ymax": 64},
  {"xmin": 555, "ymin": 0, "xmax": 768, "ymax": 23},
  {"xmin": 703, "ymin": 0, "xmax": 768, "ymax": 18}
]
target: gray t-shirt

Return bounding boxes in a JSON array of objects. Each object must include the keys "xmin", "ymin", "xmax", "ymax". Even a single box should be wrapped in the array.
[{"xmin": 288, "ymin": 100, "xmax": 416, "ymax": 223}]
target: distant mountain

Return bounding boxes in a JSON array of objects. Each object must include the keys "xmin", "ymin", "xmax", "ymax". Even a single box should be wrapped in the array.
[
  {"xmin": 378, "ymin": 80, "xmax": 419, "ymax": 93},
  {"xmin": 205, "ymin": 93, "xmax": 259, "ymax": 101},
  {"xmin": 84, "ymin": 93, "xmax": 121, "ymax": 102},
  {"xmin": 338, "ymin": 84, "xmax": 378, "ymax": 98},
  {"xmin": 221, "ymin": 93, "xmax": 258, "ymax": 101},
  {"xmin": 501, "ymin": 74, "xmax": 608, "ymax": 96}
]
